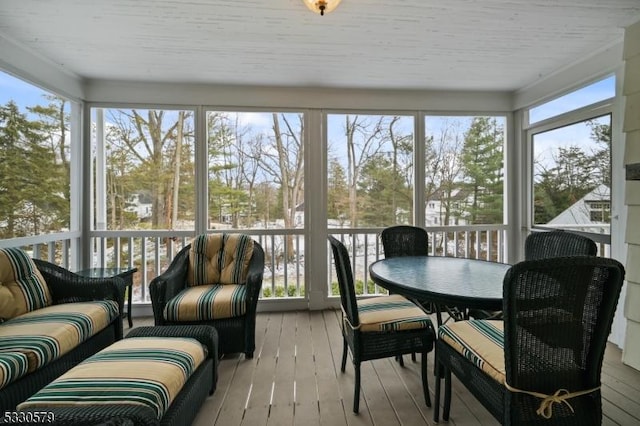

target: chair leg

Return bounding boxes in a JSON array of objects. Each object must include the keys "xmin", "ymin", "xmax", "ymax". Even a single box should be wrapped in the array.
[
  {"xmin": 397, "ymin": 354, "xmax": 405, "ymax": 367},
  {"xmin": 411, "ymin": 352, "xmax": 417, "ymax": 362},
  {"xmin": 421, "ymin": 351, "xmax": 431, "ymax": 407},
  {"xmin": 443, "ymin": 367, "xmax": 452, "ymax": 421},
  {"xmin": 353, "ymin": 361, "xmax": 361, "ymax": 413},
  {"xmin": 341, "ymin": 337, "xmax": 348, "ymax": 372},
  {"xmin": 433, "ymin": 357, "xmax": 441, "ymax": 423}
]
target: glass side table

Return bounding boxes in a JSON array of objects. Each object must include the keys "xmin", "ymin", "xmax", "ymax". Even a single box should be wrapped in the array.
[{"xmin": 76, "ymin": 267, "xmax": 138, "ymax": 328}]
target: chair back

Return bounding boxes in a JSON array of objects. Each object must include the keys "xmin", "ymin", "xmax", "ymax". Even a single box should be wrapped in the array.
[
  {"xmin": 502, "ymin": 256, "xmax": 624, "ymax": 424},
  {"xmin": 524, "ymin": 230, "xmax": 597, "ymax": 260},
  {"xmin": 328, "ymin": 236, "xmax": 360, "ymax": 328},
  {"xmin": 381, "ymin": 225, "xmax": 429, "ymax": 258}
]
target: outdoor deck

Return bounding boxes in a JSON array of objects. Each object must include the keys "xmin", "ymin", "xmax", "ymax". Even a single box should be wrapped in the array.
[{"xmin": 132, "ymin": 311, "xmax": 640, "ymax": 425}]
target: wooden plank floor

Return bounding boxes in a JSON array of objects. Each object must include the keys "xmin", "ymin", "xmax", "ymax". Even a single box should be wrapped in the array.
[{"xmin": 130, "ymin": 311, "xmax": 640, "ymax": 425}]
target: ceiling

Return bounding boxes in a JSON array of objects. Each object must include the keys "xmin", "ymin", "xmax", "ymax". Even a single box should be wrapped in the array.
[{"xmin": 1, "ymin": 0, "xmax": 639, "ymax": 92}]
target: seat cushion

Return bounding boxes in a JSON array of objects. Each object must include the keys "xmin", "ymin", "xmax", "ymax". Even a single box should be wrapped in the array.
[
  {"xmin": 17, "ymin": 337, "xmax": 207, "ymax": 420},
  {"xmin": 438, "ymin": 319, "xmax": 505, "ymax": 384},
  {"xmin": 164, "ymin": 284, "xmax": 247, "ymax": 321},
  {"xmin": 357, "ymin": 294, "xmax": 432, "ymax": 332},
  {"xmin": 187, "ymin": 233, "xmax": 254, "ymax": 286},
  {"xmin": 0, "ymin": 248, "xmax": 51, "ymax": 319},
  {"xmin": 0, "ymin": 351, "xmax": 29, "ymax": 390},
  {"xmin": 0, "ymin": 301, "xmax": 119, "ymax": 371}
]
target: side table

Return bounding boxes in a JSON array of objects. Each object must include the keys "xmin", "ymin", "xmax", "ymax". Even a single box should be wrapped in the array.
[{"xmin": 76, "ymin": 267, "xmax": 138, "ymax": 328}]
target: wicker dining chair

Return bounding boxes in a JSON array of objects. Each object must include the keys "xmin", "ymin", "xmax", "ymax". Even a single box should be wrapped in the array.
[
  {"xmin": 434, "ymin": 256, "xmax": 625, "ymax": 425},
  {"xmin": 469, "ymin": 230, "xmax": 598, "ymax": 320},
  {"xmin": 328, "ymin": 235, "xmax": 436, "ymax": 413}
]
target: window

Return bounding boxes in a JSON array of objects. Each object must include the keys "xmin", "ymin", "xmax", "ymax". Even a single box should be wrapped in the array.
[
  {"xmin": 0, "ymin": 71, "xmax": 73, "ymax": 240},
  {"xmin": 529, "ymin": 75, "xmax": 615, "ymax": 124},
  {"xmin": 424, "ymin": 115, "xmax": 506, "ymax": 258},
  {"xmin": 92, "ymin": 108, "xmax": 195, "ymax": 230},
  {"xmin": 531, "ymin": 114, "xmax": 611, "ymax": 235},
  {"xmin": 206, "ymin": 110, "xmax": 306, "ymax": 299}
]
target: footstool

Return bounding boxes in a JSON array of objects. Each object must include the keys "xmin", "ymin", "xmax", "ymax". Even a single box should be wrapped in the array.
[{"xmin": 17, "ymin": 325, "xmax": 218, "ymax": 426}]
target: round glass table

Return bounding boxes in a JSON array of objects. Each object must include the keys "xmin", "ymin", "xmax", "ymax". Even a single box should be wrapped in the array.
[{"xmin": 369, "ymin": 256, "xmax": 511, "ymax": 314}]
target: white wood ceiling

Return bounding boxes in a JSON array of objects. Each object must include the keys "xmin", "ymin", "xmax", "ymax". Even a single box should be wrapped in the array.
[{"xmin": 1, "ymin": 0, "xmax": 639, "ymax": 91}]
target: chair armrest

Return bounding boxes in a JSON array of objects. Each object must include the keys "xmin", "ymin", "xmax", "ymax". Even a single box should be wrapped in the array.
[
  {"xmin": 149, "ymin": 246, "xmax": 190, "ymax": 324},
  {"xmin": 33, "ymin": 259, "xmax": 125, "ymax": 312},
  {"xmin": 244, "ymin": 243, "xmax": 265, "ymax": 313}
]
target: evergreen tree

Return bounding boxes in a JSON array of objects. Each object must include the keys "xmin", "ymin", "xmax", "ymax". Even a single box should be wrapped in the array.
[
  {"xmin": 327, "ymin": 159, "xmax": 349, "ymax": 224},
  {"xmin": 0, "ymin": 101, "xmax": 63, "ymax": 237},
  {"xmin": 460, "ymin": 117, "xmax": 504, "ymax": 224}
]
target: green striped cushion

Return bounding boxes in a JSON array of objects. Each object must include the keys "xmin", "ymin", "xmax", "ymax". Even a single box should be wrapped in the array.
[
  {"xmin": 187, "ymin": 234, "xmax": 254, "ymax": 287},
  {"xmin": 357, "ymin": 294, "xmax": 432, "ymax": 332},
  {"xmin": 17, "ymin": 337, "xmax": 206, "ymax": 420},
  {"xmin": 0, "ymin": 351, "xmax": 29, "ymax": 389},
  {"xmin": 188, "ymin": 234, "xmax": 223, "ymax": 286},
  {"xmin": 438, "ymin": 320, "xmax": 505, "ymax": 383},
  {"xmin": 164, "ymin": 284, "xmax": 246, "ymax": 321},
  {"xmin": 0, "ymin": 301, "xmax": 119, "ymax": 371},
  {"xmin": 219, "ymin": 234, "xmax": 254, "ymax": 284},
  {"xmin": 0, "ymin": 248, "xmax": 51, "ymax": 319}
]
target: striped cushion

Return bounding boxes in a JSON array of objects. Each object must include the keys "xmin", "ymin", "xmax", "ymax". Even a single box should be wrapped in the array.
[
  {"xmin": 0, "ymin": 248, "xmax": 51, "ymax": 319},
  {"xmin": 357, "ymin": 294, "xmax": 432, "ymax": 332},
  {"xmin": 438, "ymin": 320, "xmax": 505, "ymax": 384},
  {"xmin": 187, "ymin": 234, "xmax": 254, "ymax": 286},
  {"xmin": 17, "ymin": 337, "xmax": 206, "ymax": 420},
  {"xmin": 164, "ymin": 284, "xmax": 246, "ymax": 321},
  {"xmin": 0, "ymin": 351, "xmax": 29, "ymax": 390},
  {"xmin": 0, "ymin": 301, "xmax": 119, "ymax": 371}
]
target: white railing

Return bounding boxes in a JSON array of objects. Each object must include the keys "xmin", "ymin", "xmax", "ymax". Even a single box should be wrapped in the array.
[{"xmin": 7, "ymin": 223, "xmax": 616, "ymax": 304}]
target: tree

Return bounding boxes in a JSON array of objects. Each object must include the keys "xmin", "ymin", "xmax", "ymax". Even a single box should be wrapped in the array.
[
  {"xmin": 327, "ymin": 159, "xmax": 349, "ymax": 224},
  {"xmin": 106, "ymin": 109, "xmax": 194, "ymax": 230},
  {"xmin": 460, "ymin": 117, "xmax": 504, "ymax": 224},
  {"xmin": 0, "ymin": 101, "xmax": 64, "ymax": 238}
]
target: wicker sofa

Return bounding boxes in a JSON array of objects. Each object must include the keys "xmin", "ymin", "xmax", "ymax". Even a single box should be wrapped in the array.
[{"xmin": 0, "ymin": 248, "xmax": 124, "ymax": 412}]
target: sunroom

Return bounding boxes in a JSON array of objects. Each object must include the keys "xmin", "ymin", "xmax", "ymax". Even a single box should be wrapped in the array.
[{"xmin": 1, "ymin": 1, "xmax": 640, "ymax": 424}]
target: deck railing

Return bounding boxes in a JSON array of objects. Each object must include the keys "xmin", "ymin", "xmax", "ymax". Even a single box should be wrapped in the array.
[{"xmin": 1, "ymin": 224, "xmax": 611, "ymax": 304}]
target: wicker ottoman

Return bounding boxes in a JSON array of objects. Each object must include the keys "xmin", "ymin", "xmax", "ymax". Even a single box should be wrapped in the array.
[{"xmin": 17, "ymin": 325, "xmax": 218, "ymax": 426}]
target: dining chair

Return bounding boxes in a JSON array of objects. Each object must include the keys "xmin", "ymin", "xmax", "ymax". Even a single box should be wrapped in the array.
[
  {"xmin": 468, "ymin": 230, "xmax": 598, "ymax": 320},
  {"xmin": 328, "ymin": 235, "xmax": 436, "ymax": 413},
  {"xmin": 524, "ymin": 229, "xmax": 597, "ymax": 260},
  {"xmin": 434, "ymin": 255, "xmax": 625, "ymax": 425}
]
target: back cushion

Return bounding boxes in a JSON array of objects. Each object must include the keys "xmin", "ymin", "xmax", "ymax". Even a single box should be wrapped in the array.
[
  {"xmin": 187, "ymin": 234, "xmax": 254, "ymax": 286},
  {"xmin": 188, "ymin": 234, "xmax": 223, "ymax": 286},
  {"xmin": 219, "ymin": 234, "xmax": 254, "ymax": 284},
  {"xmin": 0, "ymin": 248, "xmax": 51, "ymax": 319}
]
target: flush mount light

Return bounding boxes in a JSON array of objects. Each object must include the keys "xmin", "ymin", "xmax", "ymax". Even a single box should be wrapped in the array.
[{"xmin": 302, "ymin": 0, "xmax": 342, "ymax": 16}]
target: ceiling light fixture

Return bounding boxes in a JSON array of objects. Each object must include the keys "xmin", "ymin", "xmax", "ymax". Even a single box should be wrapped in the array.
[{"xmin": 302, "ymin": 0, "xmax": 342, "ymax": 16}]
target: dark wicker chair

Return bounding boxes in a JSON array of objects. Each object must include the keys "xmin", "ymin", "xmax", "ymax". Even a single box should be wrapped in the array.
[
  {"xmin": 469, "ymin": 230, "xmax": 598, "ymax": 320},
  {"xmin": 524, "ymin": 229, "xmax": 597, "ymax": 260},
  {"xmin": 1, "ymin": 259, "xmax": 125, "ymax": 412},
  {"xmin": 380, "ymin": 225, "xmax": 429, "ymax": 258},
  {"xmin": 149, "ymin": 236, "xmax": 264, "ymax": 359},
  {"xmin": 328, "ymin": 235, "xmax": 436, "ymax": 413},
  {"xmin": 434, "ymin": 256, "xmax": 625, "ymax": 425}
]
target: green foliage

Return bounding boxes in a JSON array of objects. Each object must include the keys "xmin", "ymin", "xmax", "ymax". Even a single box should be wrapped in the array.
[
  {"xmin": 460, "ymin": 117, "xmax": 504, "ymax": 224},
  {"xmin": 262, "ymin": 285, "xmax": 305, "ymax": 298},
  {"xmin": 0, "ymin": 100, "xmax": 67, "ymax": 238},
  {"xmin": 329, "ymin": 279, "xmax": 387, "ymax": 296}
]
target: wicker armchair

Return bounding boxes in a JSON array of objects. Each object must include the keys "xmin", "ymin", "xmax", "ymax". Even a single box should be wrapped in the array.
[
  {"xmin": 328, "ymin": 236, "xmax": 436, "ymax": 413},
  {"xmin": 150, "ymin": 234, "xmax": 264, "ymax": 359},
  {"xmin": 434, "ymin": 256, "xmax": 625, "ymax": 425}
]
